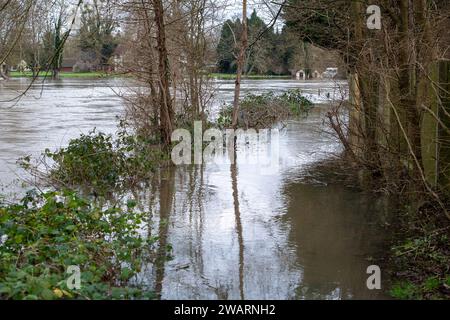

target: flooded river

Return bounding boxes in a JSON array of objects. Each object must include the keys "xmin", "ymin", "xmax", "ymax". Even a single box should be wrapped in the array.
[{"xmin": 0, "ymin": 78, "xmax": 389, "ymax": 299}]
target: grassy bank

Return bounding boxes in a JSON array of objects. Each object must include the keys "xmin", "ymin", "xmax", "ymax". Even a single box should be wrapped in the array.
[
  {"xmin": 9, "ymin": 71, "xmax": 115, "ymax": 79},
  {"xmin": 209, "ymin": 73, "xmax": 291, "ymax": 80}
]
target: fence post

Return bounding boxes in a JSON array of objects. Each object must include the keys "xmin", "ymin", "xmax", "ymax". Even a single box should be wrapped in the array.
[
  {"xmin": 420, "ymin": 62, "xmax": 440, "ymax": 187},
  {"xmin": 438, "ymin": 60, "xmax": 450, "ymax": 191}
]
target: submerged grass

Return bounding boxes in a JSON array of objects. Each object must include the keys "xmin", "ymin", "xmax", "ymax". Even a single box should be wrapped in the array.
[{"xmin": 217, "ymin": 89, "xmax": 314, "ymax": 129}]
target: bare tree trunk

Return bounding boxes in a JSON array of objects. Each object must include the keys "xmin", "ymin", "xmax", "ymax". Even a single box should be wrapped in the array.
[
  {"xmin": 141, "ymin": 1, "xmax": 160, "ymax": 128},
  {"xmin": 232, "ymin": 0, "xmax": 248, "ymax": 129},
  {"xmin": 153, "ymin": 0, "xmax": 174, "ymax": 148},
  {"xmin": 0, "ymin": 63, "xmax": 8, "ymax": 79},
  {"xmin": 52, "ymin": 68, "xmax": 59, "ymax": 79},
  {"xmin": 350, "ymin": 1, "xmax": 381, "ymax": 170}
]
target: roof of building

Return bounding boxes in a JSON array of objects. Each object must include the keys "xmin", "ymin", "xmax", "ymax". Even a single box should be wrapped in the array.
[{"xmin": 61, "ymin": 58, "xmax": 77, "ymax": 68}]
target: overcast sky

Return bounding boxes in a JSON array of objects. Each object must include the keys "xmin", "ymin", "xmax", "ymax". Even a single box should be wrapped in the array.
[
  {"xmin": 223, "ymin": 0, "xmax": 285, "ymax": 27},
  {"xmin": 224, "ymin": 0, "xmax": 274, "ymax": 17},
  {"xmin": 66, "ymin": 0, "xmax": 285, "ymax": 33}
]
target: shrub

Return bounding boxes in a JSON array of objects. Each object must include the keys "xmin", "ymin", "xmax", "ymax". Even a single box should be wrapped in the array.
[
  {"xmin": 43, "ymin": 131, "xmax": 123, "ymax": 191},
  {"xmin": 20, "ymin": 128, "xmax": 168, "ymax": 194},
  {"xmin": 217, "ymin": 89, "xmax": 313, "ymax": 129}
]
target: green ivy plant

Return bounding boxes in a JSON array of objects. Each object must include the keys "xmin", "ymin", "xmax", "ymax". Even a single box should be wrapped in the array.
[{"xmin": 0, "ymin": 190, "xmax": 163, "ymax": 300}]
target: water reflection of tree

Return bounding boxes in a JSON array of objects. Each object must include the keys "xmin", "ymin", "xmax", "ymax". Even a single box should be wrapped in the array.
[
  {"xmin": 229, "ymin": 142, "xmax": 245, "ymax": 300},
  {"xmin": 186, "ymin": 165, "xmax": 205, "ymax": 279},
  {"xmin": 282, "ymin": 183, "xmax": 387, "ymax": 300},
  {"xmin": 154, "ymin": 167, "xmax": 175, "ymax": 298}
]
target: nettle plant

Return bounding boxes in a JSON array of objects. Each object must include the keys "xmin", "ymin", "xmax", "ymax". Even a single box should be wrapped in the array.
[{"xmin": 0, "ymin": 190, "xmax": 163, "ymax": 300}]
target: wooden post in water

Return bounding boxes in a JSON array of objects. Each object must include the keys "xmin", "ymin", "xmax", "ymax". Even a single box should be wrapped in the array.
[
  {"xmin": 438, "ymin": 60, "xmax": 450, "ymax": 191},
  {"xmin": 419, "ymin": 60, "xmax": 450, "ymax": 191},
  {"xmin": 419, "ymin": 62, "xmax": 440, "ymax": 187}
]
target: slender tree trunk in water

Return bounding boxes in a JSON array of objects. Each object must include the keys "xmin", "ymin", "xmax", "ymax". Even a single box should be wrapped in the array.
[
  {"xmin": 52, "ymin": 68, "xmax": 59, "ymax": 80},
  {"xmin": 232, "ymin": 0, "xmax": 248, "ymax": 129},
  {"xmin": 52, "ymin": 15, "xmax": 63, "ymax": 80},
  {"xmin": 153, "ymin": 0, "xmax": 174, "ymax": 148}
]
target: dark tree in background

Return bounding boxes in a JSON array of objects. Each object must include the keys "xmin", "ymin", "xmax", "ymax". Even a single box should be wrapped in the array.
[
  {"xmin": 78, "ymin": 0, "xmax": 118, "ymax": 70},
  {"xmin": 216, "ymin": 10, "xmax": 279, "ymax": 75}
]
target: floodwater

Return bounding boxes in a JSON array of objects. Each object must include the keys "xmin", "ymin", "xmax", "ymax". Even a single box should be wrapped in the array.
[{"xmin": 0, "ymin": 78, "xmax": 389, "ymax": 299}]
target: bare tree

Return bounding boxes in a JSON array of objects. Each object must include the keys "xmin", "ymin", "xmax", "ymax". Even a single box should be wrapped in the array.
[{"xmin": 231, "ymin": 0, "xmax": 248, "ymax": 129}]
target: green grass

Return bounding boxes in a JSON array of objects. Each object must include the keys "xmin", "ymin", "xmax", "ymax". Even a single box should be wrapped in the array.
[
  {"xmin": 209, "ymin": 73, "xmax": 291, "ymax": 80},
  {"xmin": 9, "ymin": 71, "xmax": 291, "ymax": 80},
  {"xmin": 9, "ymin": 71, "xmax": 115, "ymax": 79}
]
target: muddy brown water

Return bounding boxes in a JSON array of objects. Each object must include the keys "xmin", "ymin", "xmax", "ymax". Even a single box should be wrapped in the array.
[{"xmin": 0, "ymin": 78, "xmax": 390, "ymax": 299}]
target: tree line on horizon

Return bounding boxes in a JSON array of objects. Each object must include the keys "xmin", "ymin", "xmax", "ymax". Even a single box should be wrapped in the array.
[
  {"xmin": 215, "ymin": 9, "xmax": 340, "ymax": 77},
  {"xmin": 0, "ymin": 0, "xmax": 119, "ymax": 79}
]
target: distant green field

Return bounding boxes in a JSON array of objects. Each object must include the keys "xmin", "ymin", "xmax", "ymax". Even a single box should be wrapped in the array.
[
  {"xmin": 209, "ymin": 73, "xmax": 291, "ymax": 80},
  {"xmin": 9, "ymin": 71, "xmax": 114, "ymax": 79},
  {"xmin": 8, "ymin": 71, "xmax": 291, "ymax": 80}
]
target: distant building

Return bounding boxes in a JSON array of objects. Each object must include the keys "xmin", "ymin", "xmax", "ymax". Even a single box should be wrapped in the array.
[
  {"xmin": 322, "ymin": 68, "xmax": 338, "ymax": 79},
  {"xmin": 295, "ymin": 70, "xmax": 306, "ymax": 80},
  {"xmin": 61, "ymin": 58, "xmax": 77, "ymax": 72}
]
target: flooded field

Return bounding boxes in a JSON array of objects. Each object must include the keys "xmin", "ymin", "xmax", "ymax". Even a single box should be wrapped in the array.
[{"xmin": 0, "ymin": 78, "xmax": 389, "ymax": 299}]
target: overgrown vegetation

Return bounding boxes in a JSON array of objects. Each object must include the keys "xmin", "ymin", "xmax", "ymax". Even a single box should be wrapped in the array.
[
  {"xmin": 388, "ymin": 206, "xmax": 450, "ymax": 300},
  {"xmin": 217, "ymin": 89, "xmax": 313, "ymax": 129},
  {"xmin": 0, "ymin": 190, "xmax": 162, "ymax": 300}
]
